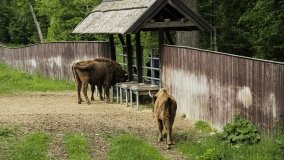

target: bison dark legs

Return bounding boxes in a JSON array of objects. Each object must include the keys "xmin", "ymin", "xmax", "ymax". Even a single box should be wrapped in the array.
[
  {"xmin": 97, "ymin": 85, "xmax": 104, "ymax": 100},
  {"xmin": 76, "ymin": 82, "xmax": 83, "ymax": 104},
  {"xmin": 103, "ymin": 85, "xmax": 111, "ymax": 103},
  {"xmin": 90, "ymin": 84, "xmax": 95, "ymax": 101},
  {"xmin": 164, "ymin": 120, "xmax": 173, "ymax": 149},
  {"xmin": 157, "ymin": 119, "xmax": 164, "ymax": 141},
  {"xmin": 82, "ymin": 81, "xmax": 91, "ymax": 104}
]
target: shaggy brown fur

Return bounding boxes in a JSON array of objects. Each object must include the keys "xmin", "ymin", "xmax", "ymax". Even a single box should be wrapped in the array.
[
  {"xmin": 72, "ymin": 58, "xmax": 128, "ymax": 104},
  {"xmin": 150, "ymin": 88, "xmax": 177, "ymax": 149},
  {"xmin": 72, "ymin": 60, "xmax": 100, "ymax": 102}
]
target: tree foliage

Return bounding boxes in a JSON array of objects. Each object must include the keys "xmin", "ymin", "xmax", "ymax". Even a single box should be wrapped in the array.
[
  {"xmin": 35, "ymin": 0, "xmax": 102, "ymax": 41},
  {"xmin": 239, "ymin": 0, "xmax": 284, "ymax": 61},
  {"xmin": 198, "ymin": 0, "xmax": 284, "ymax": 61},
  {"xmin": 0, "ymin": 0, "xmax": 101, "ymax": 45},
  {"xmin": 1, "ymin": 0, "xmax": 284, "ymax": 61},
  {"xmin": 0, "ymin": 0, "xmax": 11, "ymax": 43}
]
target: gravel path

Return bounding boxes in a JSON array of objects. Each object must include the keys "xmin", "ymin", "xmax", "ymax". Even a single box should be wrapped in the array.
[{"xmin": 0, "ymin": 91, "xmax": 193, "ymax": 160}]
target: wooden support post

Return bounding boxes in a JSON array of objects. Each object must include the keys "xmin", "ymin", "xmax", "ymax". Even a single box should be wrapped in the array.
[
  {"xmin": 109, "ymin": 34, "xmax": 116, "ymax": 61},
  {"xmin": 118, "ymin": 34, "xmax": 126, "ymax": 45},
  {"xmin": 158, "ymin": 30, "xmax": 164, "ymax": 46},
  {"xmin": 158, "ymin": 30, "xmax": 164, "ymax": 87},
  {"xmin": 135, "ymin": 32, "xmax": 143, "ymax": 83},
  {"xmin": 126, "ymin": 34, "xmax": 133, "ymax": 81},
  {"xmin": 118, "ymin": 34, "xmax": 127, "ymax": 70},
  {"xmin": 164, "ymin": 30, "xmax": 174, "ymax": 45}
]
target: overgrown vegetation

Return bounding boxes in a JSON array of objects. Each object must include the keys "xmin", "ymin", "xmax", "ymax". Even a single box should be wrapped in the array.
[
  {"xmin": 220, "ymin": 116, "xmax": 261, "ymax": 145},
  {"xmin": 64, "ymin": 133, "xmax": 91, "ymax": 160},
  {"xmin": 0, "ymin": 63, "xmax": 75, "ymax": 94},
  {"xmin": 176, "ymin": 119, "xmax": 284, "ymax": 160},
  {"xmin": 107, "ymin": 133, "xmax": 166, "ymax": 160}
]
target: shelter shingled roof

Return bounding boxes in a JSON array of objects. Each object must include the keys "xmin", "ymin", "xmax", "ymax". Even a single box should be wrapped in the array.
[{"xmin": 73, "ymin": 0, "xmax": 213, "ymax": 34}]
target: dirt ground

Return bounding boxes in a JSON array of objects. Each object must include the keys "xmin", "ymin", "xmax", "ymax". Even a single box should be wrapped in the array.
[{"xmin": 0, "ymin": 91, "xmax": 193, "ymax": 160}]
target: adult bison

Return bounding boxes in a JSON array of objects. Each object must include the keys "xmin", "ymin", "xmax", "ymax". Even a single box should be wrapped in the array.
[
  {"xmin": 149, "ymin": 88, "xmax": 177, "ymax": 149},
  {"xmin": 72, "ymin": 58, "xmax": 128, "ymax": 104}
]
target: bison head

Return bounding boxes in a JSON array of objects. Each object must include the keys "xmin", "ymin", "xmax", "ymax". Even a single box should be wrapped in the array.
[{"xmin": 113, "ymin": 68, "xmax": 128, "ymax": 84}]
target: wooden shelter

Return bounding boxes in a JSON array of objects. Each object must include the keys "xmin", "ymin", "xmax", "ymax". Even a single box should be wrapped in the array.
[{"xmin": 73, "ymin": 0, "xmax": 213, "ymax": 82}]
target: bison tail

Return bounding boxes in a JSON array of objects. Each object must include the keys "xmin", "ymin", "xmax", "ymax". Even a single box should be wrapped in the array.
[
  {"xmin": 72, "ymin": 63, "xmax": 81, "ymax": 84},
  {"xmin": 165, "ymin": 98, "xmax": 177, "ymax": 118}
]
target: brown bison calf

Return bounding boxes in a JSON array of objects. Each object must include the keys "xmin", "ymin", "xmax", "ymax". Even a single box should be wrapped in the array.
[{"xmin": 149, "ymin": 88, "xmax": 177, "ymax": 149}]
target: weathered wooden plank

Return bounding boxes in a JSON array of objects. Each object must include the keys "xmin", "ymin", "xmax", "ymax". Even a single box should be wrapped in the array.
[
  {"xmin": 143, "ymin": 21, "xmax": 195, "ymax": 29},
  {"xmin": 0, "ymin": 42, "xmax": 111, "ymax": 81},
  {"xmin": 161, "ymin": 45, "xmax": 284, "ymax": 131}
]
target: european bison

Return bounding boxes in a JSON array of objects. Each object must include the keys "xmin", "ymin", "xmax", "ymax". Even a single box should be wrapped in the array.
[
  {"xmin": 72, "ymin": 60, "xmax": 99, "ymax": 101},
  {"xmin": 72, "ymin": 58, "xmax": 128, "ymax": 104},
  {"xmin": 149, "ymin": 88, "xmax": 177, "ymax": 149}
]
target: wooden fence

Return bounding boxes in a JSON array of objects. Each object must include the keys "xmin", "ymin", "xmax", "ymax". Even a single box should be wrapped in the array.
[
  {"xmin": 0, "ymin": 42, "xmax": 111, "ymax": 80},
  {"xmin": 161, "ymin": 45, "xmax": 284, "ymax": 130},
  {"xmin": 1, "ymin": 42, "xmax": 283, "ymax": 130}
]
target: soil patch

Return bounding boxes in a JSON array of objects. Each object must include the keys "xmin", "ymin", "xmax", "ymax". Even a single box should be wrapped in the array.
[{"xmin": 0, "ymin": 91, "xmax": 193, "ymax": 160}]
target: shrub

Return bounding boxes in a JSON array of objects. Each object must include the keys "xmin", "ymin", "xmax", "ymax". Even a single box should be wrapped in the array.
[{"xmin": 220, "ymin": 117, "xmax": 260, "ymax": 145}]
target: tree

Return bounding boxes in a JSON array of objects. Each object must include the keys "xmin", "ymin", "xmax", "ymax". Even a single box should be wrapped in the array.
[
  {"xmin": 0, "ymin": 0, "xmax": 11, "ymax": 43},
  {"xmin": 8, "ymin": 0, "xmax": 35, "ymax": 44},
  {"xmin": 28, "ymin": 0, "xmax": 44, "ymax": 43},
  {"xmin": 239, "ymin": 0, "xmax": 284, "ymax": 61},
  {"xmin": 176, "ymin": 0, "xmax": 199, "ymax": 47},
  {"xmin": 35, "ymin": 0, "xmax": 101, "ymax": 41}
]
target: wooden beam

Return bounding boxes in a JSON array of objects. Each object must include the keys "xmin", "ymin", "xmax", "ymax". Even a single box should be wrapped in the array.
[
  {"xmin": 169, "ymin": 0, "xmax": 213, "ymax": 31},
  {"xmin": 163, "ymin": 6, "xmax": 180, "ymax": 20},
  {"xmin": 109, "ymin": 34, "xmax": 116, "ymax": 61},
  {"xmin": 158, "ymin": 30, "xmax": 164, "ymax": 87},
  {"xmin": 141, "ymin": 27, "xmax": 198, "ymax": 31},
  {"xmin": 118, "ymin": 34, "xmax": 126, "ymax": 45},
  {"xmin": 143, "ymin": 20, "xmax": 196, "ymax": 29},
  {"xmin": 126, "ymin": 34, "xmax": 133, "ymax": 81},
  {"xmin": 126, "ymin": 0, "xmax": 168, "ymax": 33},
  {"xmin": 159, "ymin": 30, "xmax": 165, "ymax": 46},
  {"xmin": 118, "ymin": 34, "xmax": 127, "ymax": 59},
  {"xmin": 135, "ymin": 32, "xmax": 143, "ymax": 83},
  {"xmin": 164, "ymin": 30, "xmax": 174, "ymax": 45}
]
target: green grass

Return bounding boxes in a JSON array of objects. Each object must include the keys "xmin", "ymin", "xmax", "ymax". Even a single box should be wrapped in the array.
[
  {"xmin": 107, "ymin": 134, "xmax": 165, "ymax": 160},
  {"xmin": 0, "ymin": 63, "xmax": 75, "ymax": 94},
  {"xmin": 194, "ymin": 120, "xmax": 214, "ymax": 134},
  {"xmin": 12, "ymin": 132, "xmax": 50, "ymax": 160},
  {"xmin": 63, "ymin": 132, "xmax": 91, "ymax": 160},
  {"xmin": 175, "ymin": 121, "xmax": 284, "ymax": 160},
  {"xmin": 0, "ymin": 127, "xmax": 18, "ymax": 160}
]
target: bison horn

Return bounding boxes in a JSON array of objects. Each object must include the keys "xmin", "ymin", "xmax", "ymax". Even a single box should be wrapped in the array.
[{"xmin": 148, "ymin": 91, "xmax": 153, "ymax": 98}]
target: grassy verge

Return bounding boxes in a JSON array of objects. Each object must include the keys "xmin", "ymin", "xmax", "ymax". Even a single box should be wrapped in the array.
[
  {"xmin": 175, "ymin": 121, "xmax": 284, "ymax": 160},
  {"xmin": 12, "ymin": 132, "xmax": 50, "ymax": 160},
  {"xmin": 107, "ymin": 133, "xmax": 165, "ymax": 160},
  {"xmin": 0, "ymin": 127, "xmax": 18, "ymax": 160},
  {"xmin": 177, "ymin": 134, "xmax": 282, "ymax": 160},
  {"xmin": 0, "ymin": 63, "xmax": 75, "ymax": 94},
  {"xmin": 63, "ymin": 133, "xmax": 91, "ymax": 160}
]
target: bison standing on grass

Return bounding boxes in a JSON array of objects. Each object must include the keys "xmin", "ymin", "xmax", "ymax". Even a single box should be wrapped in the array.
[
  {"xmin": 72, "ymin": 58, "xmax": 128, "ymax": 104},
  {"xmin": 149, "ymin": 88, "xmax": 177, "ymax": 149}
]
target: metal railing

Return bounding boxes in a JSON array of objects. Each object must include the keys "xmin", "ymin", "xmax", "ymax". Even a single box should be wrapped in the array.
[{"xmin": 116, "ymin": 45, "xmax": 160, "ymax": 85}]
